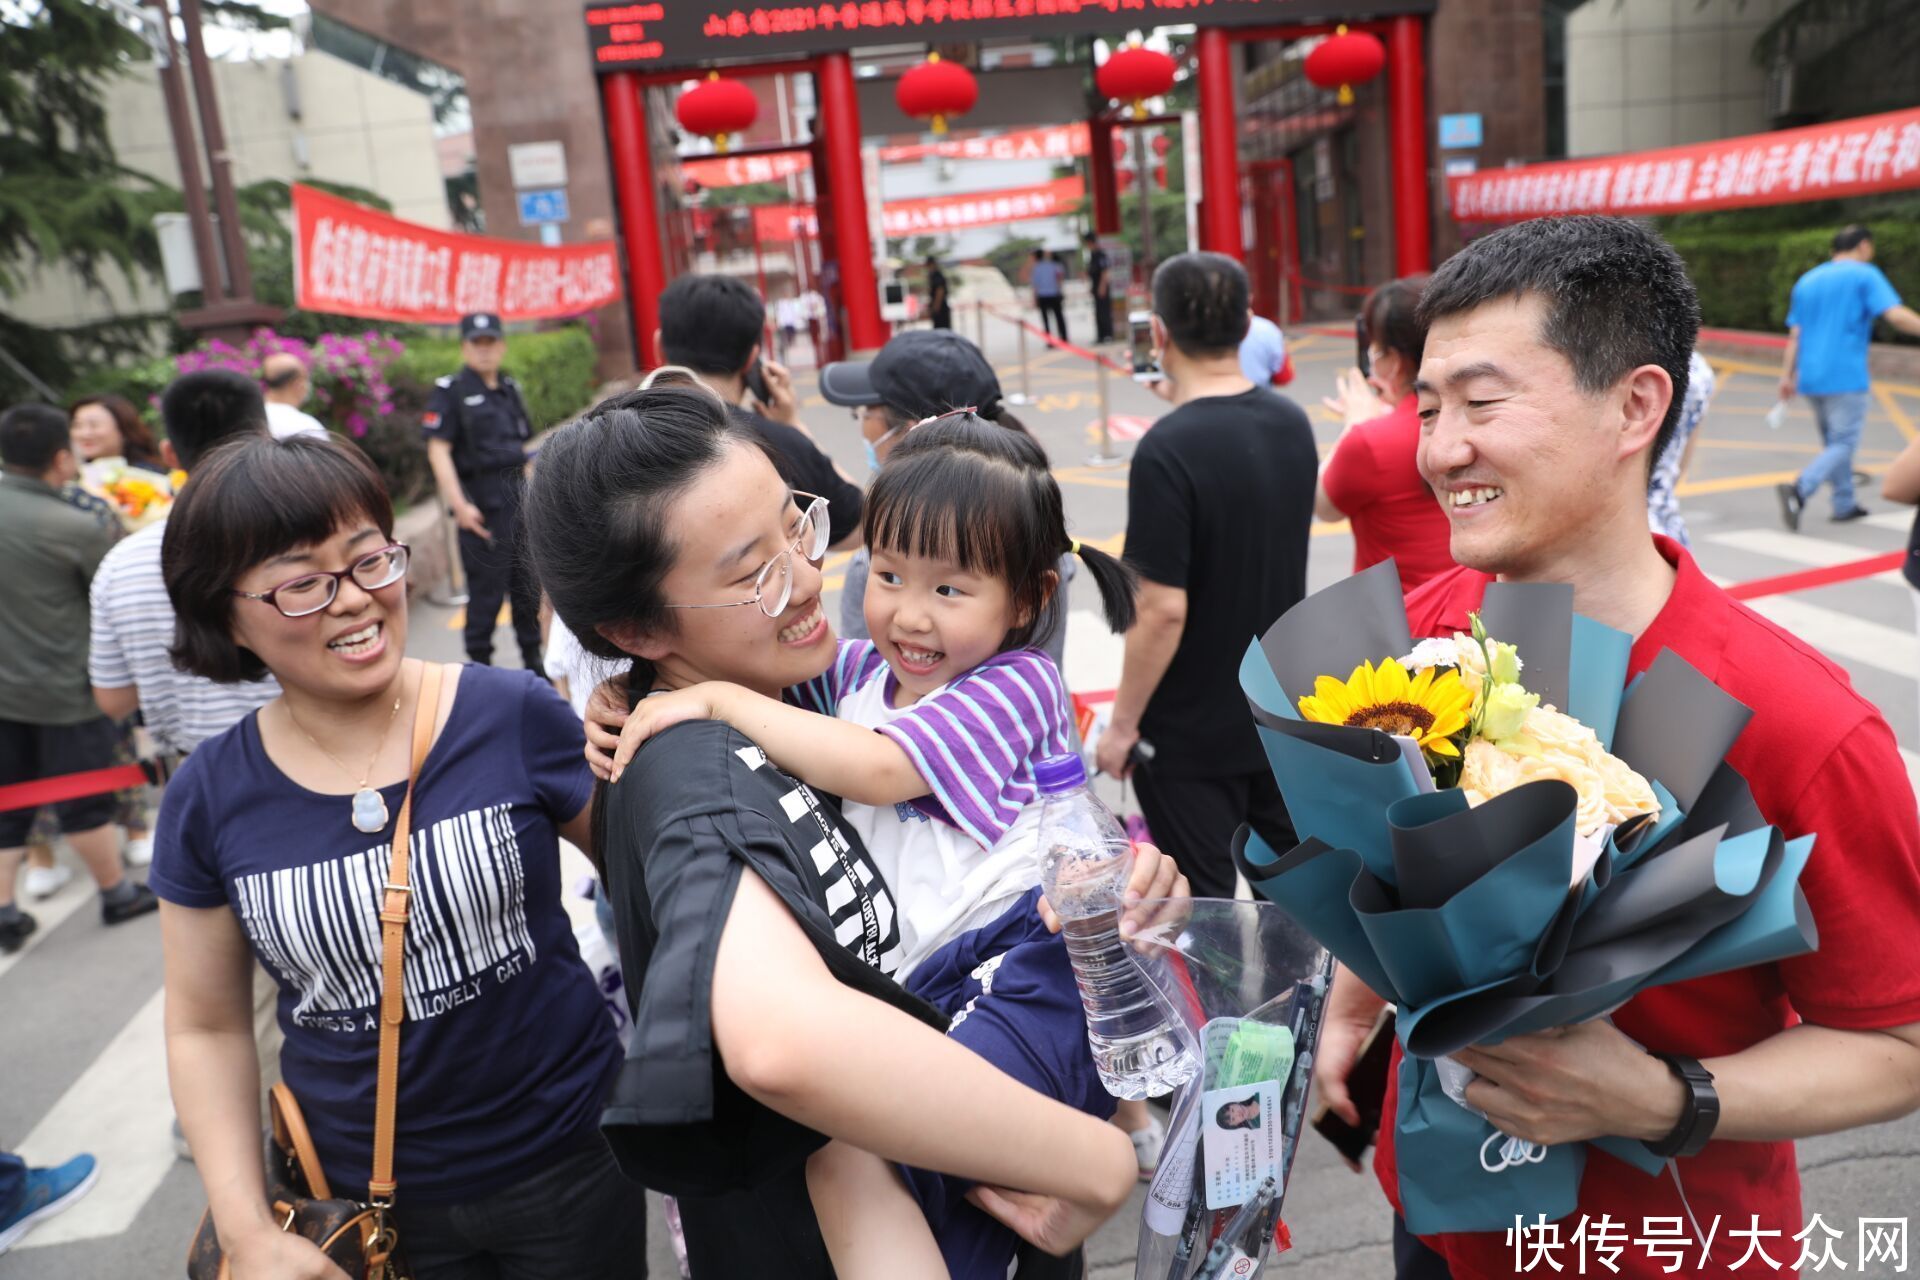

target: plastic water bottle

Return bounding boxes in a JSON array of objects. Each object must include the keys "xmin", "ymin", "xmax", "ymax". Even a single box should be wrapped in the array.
[{"xmin": 1035, "ymin": 754, "xmax": 1198, "ymax": 1099}]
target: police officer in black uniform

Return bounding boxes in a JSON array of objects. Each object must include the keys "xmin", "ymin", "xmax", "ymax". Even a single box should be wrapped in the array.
[{"xmin": 422, "ymin": 312, "xmax": 543, "ymax": 669}]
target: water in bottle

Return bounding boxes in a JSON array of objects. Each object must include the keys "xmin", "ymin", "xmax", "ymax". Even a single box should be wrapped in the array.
[{"xmin": 1035, "ymin": 754, "xmax": 1197, "ymax": 1099}]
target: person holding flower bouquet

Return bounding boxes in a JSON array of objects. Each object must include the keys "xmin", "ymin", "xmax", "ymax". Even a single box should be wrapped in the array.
[{"xmin": 1306, "ymin": 216, "xmax": 1920, "ymax": 1280}]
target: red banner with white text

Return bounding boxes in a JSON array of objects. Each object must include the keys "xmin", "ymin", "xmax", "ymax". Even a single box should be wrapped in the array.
[
  {"xmin": 715, "ymin": 174, "xmax": 1085, "ymax": 243},
  {"xmin": 292, "ymin": 184, "xmax": 622, "ymax": 323},
  {"xmin": 680, "ymin": 122, "xmax": 1090, "ymax": 189},
  {"xmin": 1448, "ymin": 107, "xmax": 1920, "ymax": 223}
]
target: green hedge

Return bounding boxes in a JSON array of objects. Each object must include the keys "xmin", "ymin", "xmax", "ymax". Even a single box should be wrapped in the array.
[
  {"xmin": 388, "ymin": 326, "xmax": 600, "ymax": 431},
  {"xmin": 1663, "ymin": 222, "xmax": 1920, "ymax": 337}
]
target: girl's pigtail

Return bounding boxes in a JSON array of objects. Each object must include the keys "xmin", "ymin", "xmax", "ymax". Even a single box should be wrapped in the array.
[{"xmin": 1071, "ymin": 539, "xmax": 1139, "ymax": 634}]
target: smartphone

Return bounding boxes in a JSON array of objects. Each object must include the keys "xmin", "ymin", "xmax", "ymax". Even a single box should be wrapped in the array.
[
  {"xmin": 1355, "ymin": 309, "xmax": 1372, "ymax": 378},
  {"xmin": 1129, "ymin": 310, "xmax": 1161, "ymax": 383},
  {"xmin": 745, "ymin": 357, "xmax": 772, "ymax": 405},
  {"xmin": 1311, "ymin": 1007, "xmax": 1396, "ymax": 1165}
]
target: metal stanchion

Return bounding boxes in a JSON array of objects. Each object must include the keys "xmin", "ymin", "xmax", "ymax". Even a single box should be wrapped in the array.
[
  {"xmin": 1086, "ymin": 357, "xmax": 1125, "ymax": 468},
  {"xmin": 426, "ymin": 506, "xmax": 470, "ymax": 607},
  {"xmin": 974, "ymin": 298, "xmax": 987, "ymax": 350},
  {"xmin": 1006, "ymin": 315, "xmax": 1035, "ymax": 407}
]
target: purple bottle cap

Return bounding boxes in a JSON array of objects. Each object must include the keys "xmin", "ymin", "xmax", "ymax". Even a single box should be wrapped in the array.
[{"xmin": 1035, "ymin": 754, "xmax": 1088, "ymax": 795}]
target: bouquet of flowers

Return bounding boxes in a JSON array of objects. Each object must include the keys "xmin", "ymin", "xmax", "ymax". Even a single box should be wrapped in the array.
[
  {"xmin": 1231, "ymin": 560, "xmax": 1818, "ymax": 1233},
  {"xmin": 80, "ymin": 458, "xmax": 178, "ymax": 531}
]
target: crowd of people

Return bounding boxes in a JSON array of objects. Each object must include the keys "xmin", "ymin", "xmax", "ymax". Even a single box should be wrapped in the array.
[{"xmin": 3, "ymin": 214, "xmax": 1919, "ymax": 1280}]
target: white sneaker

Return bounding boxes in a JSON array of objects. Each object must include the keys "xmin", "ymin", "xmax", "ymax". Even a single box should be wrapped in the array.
[
  {"xmin": 1130, "ymin": 1112, "xmax": 1167, "ymax": 1180},
  {"xmin": 124, "ymin": 838, "xmax": 154, "ymax": 868},
  {"xmin": 24, "ymin": 864, "xmax": 72, "ymax": 900}
]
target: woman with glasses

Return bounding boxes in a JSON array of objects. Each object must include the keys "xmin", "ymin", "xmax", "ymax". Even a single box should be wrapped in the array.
[
  {"xmin": 148, "ymin": 434, "xmax": 645, "ymax": 1280},
  {"xmin": 523, "ymin": 387, "xmax": 1149, "ymax": 1278}
]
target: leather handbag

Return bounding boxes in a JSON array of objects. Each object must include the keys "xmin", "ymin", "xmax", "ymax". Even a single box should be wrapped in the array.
[{"xmin": 188, "ymin": 662, "xmax": 446, "ymax": 1280}]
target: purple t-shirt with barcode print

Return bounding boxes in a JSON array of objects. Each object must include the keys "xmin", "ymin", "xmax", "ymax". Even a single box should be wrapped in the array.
[{"xmin": 789, "ymin": 639, "xmax": 1072, "ymax": 850}]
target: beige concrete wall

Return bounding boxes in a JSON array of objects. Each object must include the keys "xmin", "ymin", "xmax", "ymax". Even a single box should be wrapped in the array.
[
  {"xmin": 1565, "ymin": 0, "xmax": 1792, "ymax": 157},
  {"xmin": 10, "ymin": 50, "xmax": 442, "ymax": 334}
]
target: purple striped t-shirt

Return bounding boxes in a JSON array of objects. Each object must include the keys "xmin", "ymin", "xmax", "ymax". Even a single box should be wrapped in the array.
[{"xmin": 790, "ymin": 639, "xmax": 1073, "ymax": 851}]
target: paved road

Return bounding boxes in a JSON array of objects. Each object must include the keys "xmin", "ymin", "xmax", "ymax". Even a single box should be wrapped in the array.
[{"xmin": 6, "ymin": 307, "xmax": 1918, "ymax": 1276}]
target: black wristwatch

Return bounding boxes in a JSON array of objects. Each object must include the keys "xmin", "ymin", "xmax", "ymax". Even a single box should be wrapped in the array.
[{"xmin": 1646, "ymin": 1053, "xmax": 1719, "ymax": 1159}]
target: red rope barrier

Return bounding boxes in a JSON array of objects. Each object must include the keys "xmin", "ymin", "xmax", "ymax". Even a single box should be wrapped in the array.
[
  {"xmin": 981, "ymin": 304, "xmax": 1132, "ymax": 374},
  {"xmin": 1699, "ymin": 327, "xmax": 1789, "ymax": 351},
  {"xmin": 0, "ymin": 763, "xmax": 150, "ymax": 814},
  {"xmin": 1724, "ymin": 550, "xmax": 1906, "ymax": 601}
]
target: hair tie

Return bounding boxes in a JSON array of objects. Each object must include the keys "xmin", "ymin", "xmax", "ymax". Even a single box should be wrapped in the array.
[{"xmin": 1070, "ymin": 539, "xmax": 1084, "ymax": 557}]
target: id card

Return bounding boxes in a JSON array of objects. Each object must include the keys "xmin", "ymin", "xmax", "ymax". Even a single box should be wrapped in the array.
[{"xmin": 1201, "ymin": 1078, "xmax": 1282, "ymax": 1210}]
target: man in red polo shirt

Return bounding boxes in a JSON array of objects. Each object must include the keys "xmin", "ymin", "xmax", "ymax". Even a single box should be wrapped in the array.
[{"xmin": 1311, "ymin": 215, "xmax": 1920, "ymax": 1280}]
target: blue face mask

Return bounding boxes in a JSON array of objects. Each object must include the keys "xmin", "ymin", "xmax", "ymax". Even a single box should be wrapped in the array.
[{"xmin": 864, "ymin": 422, "xmax": 903, "ymax": 475}]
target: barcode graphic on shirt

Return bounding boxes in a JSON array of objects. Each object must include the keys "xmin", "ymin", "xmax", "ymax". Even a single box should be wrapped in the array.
[
  {"xmin": 233, "ymin": 803, "xmax": 536, "ymax": 1028},
  {"xmin": 781, "ymin": 781, "xmax": 901, "ymax": 977}
]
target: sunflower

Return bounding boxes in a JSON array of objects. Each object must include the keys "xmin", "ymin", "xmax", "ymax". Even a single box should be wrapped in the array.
[{"xmin": 1298, "ymin": 659, "xmax": 1475, "ymax": 758}]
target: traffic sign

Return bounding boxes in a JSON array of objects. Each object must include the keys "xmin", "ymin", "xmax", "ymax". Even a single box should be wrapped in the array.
[{"xmin": 516, "ymin": 187, "xmax": 570, "ymax": 226}]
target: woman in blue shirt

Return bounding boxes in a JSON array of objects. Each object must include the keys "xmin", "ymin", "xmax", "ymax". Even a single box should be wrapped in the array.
[{"xmin": 151, "ymin": 434, "xmax": 641, "ymax": 1279}]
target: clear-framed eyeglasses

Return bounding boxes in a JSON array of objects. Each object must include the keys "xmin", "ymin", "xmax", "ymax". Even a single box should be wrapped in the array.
[
  {"xmin": 664, "ymin": 494, "xmax": 829, "ymax": 619},
  {"xmin": 233, "ymin": 543, "xmax": 411, "ymax": 618}
]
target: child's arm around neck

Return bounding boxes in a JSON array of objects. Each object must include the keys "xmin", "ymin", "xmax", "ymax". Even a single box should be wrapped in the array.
[{"xmin": 608, "ymin": 680, "xmax": 930, "ymax": 807}]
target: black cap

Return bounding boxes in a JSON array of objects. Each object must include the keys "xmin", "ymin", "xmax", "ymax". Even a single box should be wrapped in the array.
[
  {"xmin": 460, "ymin": 312, "xmax": 503, "ymax": 340},
  {"xmin": 819, "ymin": 329, "xmax": 1003, "ymax": 423}
]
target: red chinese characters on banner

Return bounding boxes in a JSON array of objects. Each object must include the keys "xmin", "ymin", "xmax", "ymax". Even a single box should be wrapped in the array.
[
  {"xmin": 678, "ymin": 123, "xmax": 1090, "ymax": 189},
  {"xmin": 292, "ymin": 185, "xmax": 622, "ymax": 323},
  {"xmin": 714, "ymin": 174, "xmax": 1085, "ymax": 243},
  {"xmin": 878, "ymin": 175, "xmax": 1084, "ymax": 236},
  {"xmin": 1449, "ymin": 107, "xmax": 1920, "ymax": 223}
]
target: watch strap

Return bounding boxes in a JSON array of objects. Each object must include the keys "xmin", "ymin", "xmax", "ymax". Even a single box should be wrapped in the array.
[{"xmin": 1647, "ymin": 1053, "xmax": 1719, "ymax": 1160}]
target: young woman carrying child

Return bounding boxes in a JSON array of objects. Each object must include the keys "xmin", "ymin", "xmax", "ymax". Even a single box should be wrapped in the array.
[
  {"xmin": 529, "ymin": 389, "xmax": 1182, "ymax": 1279},
  {"xmin": 599, "ymin": 411, "xmax": 1144, "ymax": 1277}
]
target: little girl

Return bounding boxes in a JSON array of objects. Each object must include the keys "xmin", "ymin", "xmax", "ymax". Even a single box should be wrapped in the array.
[{"xmin": 605, "ymin": 412, "xmax": 1141, "ymax": 1277}]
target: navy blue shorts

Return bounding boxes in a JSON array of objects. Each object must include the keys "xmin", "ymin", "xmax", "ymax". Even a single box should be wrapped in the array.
[{"xmin": 901, "ymin": 886, "xmax": 1115, "ymax": 1280}]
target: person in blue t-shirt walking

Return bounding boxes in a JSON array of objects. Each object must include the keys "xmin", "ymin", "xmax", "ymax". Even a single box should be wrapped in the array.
[{"xmin": 1776, "ymin": 224, "xmax": 1920, "ymax": 529}]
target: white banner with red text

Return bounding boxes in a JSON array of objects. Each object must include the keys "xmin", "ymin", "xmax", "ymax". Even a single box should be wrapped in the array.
[
  {"xmin": 1448, "ymin": 107, "xmax": 1920, "ymax": 223},
  {"xmin": 679, "ymin": 122, "xmax": 1090, "ymax": 188},
  {"xmin": 292, "ymin": 184, "xmax": 622, "ymax": 323},
  {"xmin": 702, "ymin": 174, "xmax": 1086, "ymax": 243}
]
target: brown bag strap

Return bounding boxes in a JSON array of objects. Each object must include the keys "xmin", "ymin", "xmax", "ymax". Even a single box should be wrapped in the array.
[{"xmin": 366, "ymin": 660, "xmax": 445, "ymax": 1205}]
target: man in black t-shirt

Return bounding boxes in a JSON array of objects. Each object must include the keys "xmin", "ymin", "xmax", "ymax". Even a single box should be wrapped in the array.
[
  {"xmin": 1083, "ymin": 232, "xmax": 1114, "ymax": 344},
  {"xmin": 657, "ymin": 275, "xmax": 865, "ymax": 547},
  {"xmin": 1095, "ymin": 253, "xmax": 1317, "ymax": 898}
]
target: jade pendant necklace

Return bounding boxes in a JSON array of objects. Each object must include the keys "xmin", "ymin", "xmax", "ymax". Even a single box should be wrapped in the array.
[{"xmin": 286, "ymin": 673, "xmax": 408, "ymax": 834}]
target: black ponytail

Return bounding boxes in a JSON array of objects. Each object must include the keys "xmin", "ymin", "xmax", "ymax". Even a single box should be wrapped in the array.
[
  {"xmin": 1070, "ymin": 539, "xmax": 1138, "ymax": 635},
  {"xmin": 869, "ymin": 413, "xmax": 1138, "ymax": 650}
]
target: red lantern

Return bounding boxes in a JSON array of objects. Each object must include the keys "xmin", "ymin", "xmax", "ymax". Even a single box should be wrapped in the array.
[
  {"xmin": 1304, "ymin": 25, "xmax": 1386, "ymax": 106},
  {"xmin": 895, "ymin": 53, "xmax": 978, "ymax": 136},
  {"xmin": 676, "ymin": 72, "xmax": 759, "ymax": 155},
  {"xmin": 1097, "ymin": 42, "xmax": 1177, "ymax": 121}
]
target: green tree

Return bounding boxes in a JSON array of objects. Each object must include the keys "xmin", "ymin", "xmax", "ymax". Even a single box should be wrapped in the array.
[
  {"xmin": 0, "ymin": 0, "xmax": 303, "ymax": 404},
  {"xmin": 0, "ymin": 0, "xmax": 176, "ymax": 402},
  {"xmin": 983, "ymin": 235, "xmax": 1045, "ymax": 287}
]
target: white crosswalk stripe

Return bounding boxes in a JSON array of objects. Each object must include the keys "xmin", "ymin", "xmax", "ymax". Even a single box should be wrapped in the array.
[
  {"xmin": 0, "ymin": 869, "xmax": 96, "ymax": 983},
  {"xmin": 1706, "ymin": 527, "xmax": 1908, "ymax": 587},
  {"xmin": 13, "ymin": 990, "xmax": 173, "ymax": 1249}
]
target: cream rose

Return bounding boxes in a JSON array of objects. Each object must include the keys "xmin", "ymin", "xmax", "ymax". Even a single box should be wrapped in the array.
[{"xmin": 1458, "ymin": 705, "xmax": 1659, "ymax": 837}]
